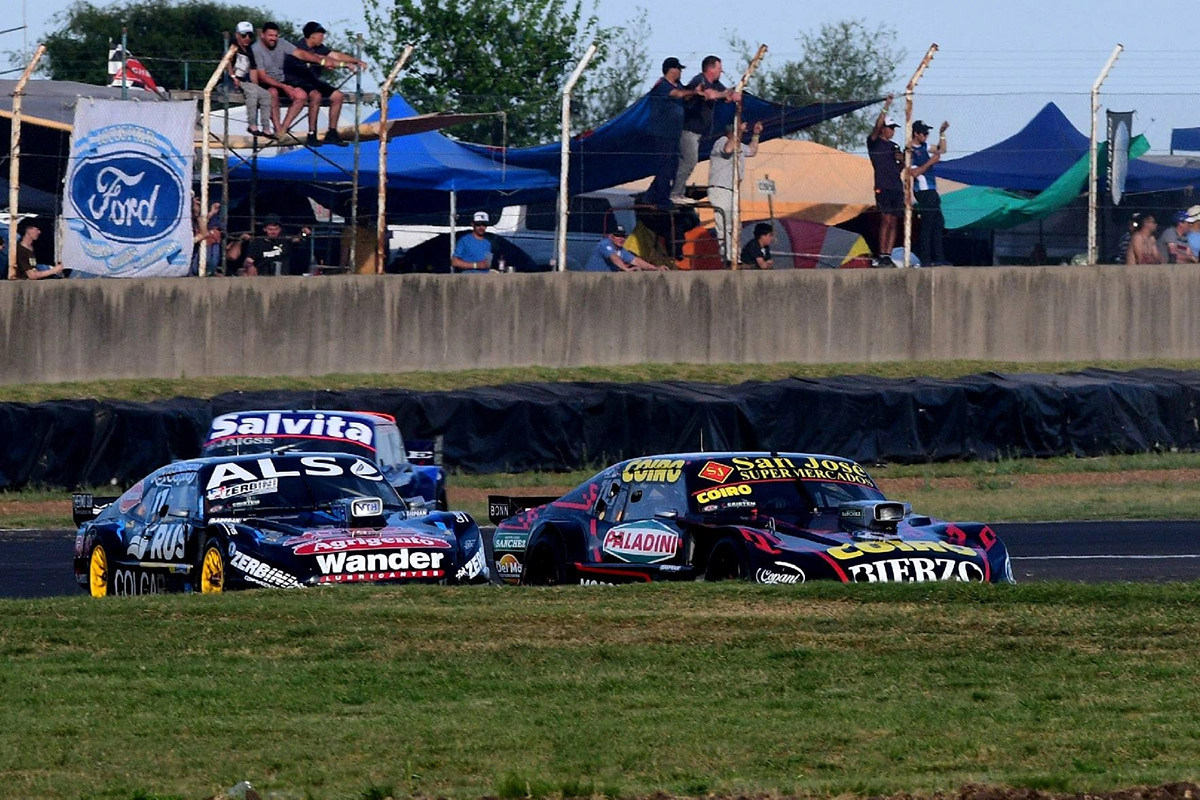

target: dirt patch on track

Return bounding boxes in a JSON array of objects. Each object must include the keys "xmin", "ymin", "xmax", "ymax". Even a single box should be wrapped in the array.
[
  {"xmin": 613, "ymin": 784, "xmax": 1200, "ymax": 800},
  {"xmin": 875, "ymin": 468, "xmax": 1200, "ymax": 493}
]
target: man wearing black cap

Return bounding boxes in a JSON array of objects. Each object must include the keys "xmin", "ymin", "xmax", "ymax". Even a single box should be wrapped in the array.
[
  {"xmin": 643, "ymin": 57, "xmax": 704, "ymax": 211},
  {"xmin": 284, "ymin": 21, "xmax": 368, "ymax": 146},
  {"xmin": 581, "ymin": 226, "xmax": 664, "ymax": 272},
  {"xmin": 910, "ymin": 118, "xmax": 950, "ymax": 265}
]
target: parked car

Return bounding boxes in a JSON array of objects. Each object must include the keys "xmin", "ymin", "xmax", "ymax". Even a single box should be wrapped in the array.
[
  {"xmin": 73, "ymin": 452, "xmax": 487, "ymax": 596},
  {"xmin": 489, "ymin": 452, "xmax": 1013, "ymax": 586},
  {"xmin": 201, "ymin": 410, "xmax": 447, "ymax": 512}
]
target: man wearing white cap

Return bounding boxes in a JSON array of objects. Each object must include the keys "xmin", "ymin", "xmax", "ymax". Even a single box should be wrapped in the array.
[
  {"xmin": 867, "ymin": 95, "xmax": 903, "ymax": 266},
  {"xmin": 229, "ymin": 22, "xmax": 273, "ymax": 138},
  {"xmin": 451, "ymin": 212, "xmax": 495, "ymax": 273}
]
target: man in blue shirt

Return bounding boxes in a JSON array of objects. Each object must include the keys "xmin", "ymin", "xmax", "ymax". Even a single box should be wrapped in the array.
[
  {"xmin": 643, "ymin": 57, "xmax": 702, "ymax": 211},
  {"xmin": 580, "ymin": 226, "xmax": 664, "ymax": 272},
  {"xmin": 910, "ymin": 119, "xmax": 950, "ymax": 266},
  {"xmin": 451, "ymin": 212, "xmax": 494, "ymax": 273}
]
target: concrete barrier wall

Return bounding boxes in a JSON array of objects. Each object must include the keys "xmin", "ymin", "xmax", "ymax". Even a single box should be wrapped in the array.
[{"xmin": 2, "ymin": 265, "xmax": 1199, "ymax": 385}]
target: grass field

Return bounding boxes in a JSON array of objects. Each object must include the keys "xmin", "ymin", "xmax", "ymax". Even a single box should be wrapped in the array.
[
  {"xmin": 4, "ymin": 362, "xmax": 1200, "ymax": 799},
  {"xmin": 2, "ymin": 583, "xmax": 1199, "ymax": 800},
  {"xmin": 7, "ymin": 451, "xmax": 1200, "ymax": 529}
]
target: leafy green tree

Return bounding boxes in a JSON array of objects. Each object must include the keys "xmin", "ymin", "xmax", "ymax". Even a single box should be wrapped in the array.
[
  {"xmin": 361, "ymin": 0, "xmax": 643, "ymax": 146},
  {"xmin": 731, "ymin": 19, "xmax": 903, "ymax": 149},
  {"xmin": 40, "ymin": 0, "xmax": 299, "ymax": 91}
]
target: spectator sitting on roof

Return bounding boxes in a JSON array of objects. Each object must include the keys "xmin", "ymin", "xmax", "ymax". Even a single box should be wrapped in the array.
[
  {"xmin": 580, "ymin": 226, "xmax": 666, "ymax": 272},
  {"xmin": 451, "ymin": 212, "xmax": 495, "ymax": 274}
]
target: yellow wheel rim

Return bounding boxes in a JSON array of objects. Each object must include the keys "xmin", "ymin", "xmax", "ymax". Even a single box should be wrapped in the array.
[
  {"xmin": 200, "ymin": 546, "xmax": 225, "ymax": 593},
  {"xmin": 88, "ymin": 545, "xmax": 108, "ymax": 597}
]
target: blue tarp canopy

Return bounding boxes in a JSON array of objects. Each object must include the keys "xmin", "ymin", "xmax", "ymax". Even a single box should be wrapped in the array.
[
  {"xmin": 458, "ymin": 92, "xmax": 879, "ymax": 196},
  {"xmin": 939, "ymin": 103, "xmax": 1200, "ymax": 194},
  {"xmin": 234, "ymin": 92, "xmax": 879, "ymax": 212},
  {"xmin": 1171, "ymin": 127, "xmax": 1200, "ymax": 152}
]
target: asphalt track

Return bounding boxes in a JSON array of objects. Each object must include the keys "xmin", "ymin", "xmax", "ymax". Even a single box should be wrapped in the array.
[{"xmin": 1, "ymin": 521, "xmax": 1197, "ymax": 599}]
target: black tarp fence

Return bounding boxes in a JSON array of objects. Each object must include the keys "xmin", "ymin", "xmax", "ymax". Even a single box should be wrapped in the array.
[{"xmin": 3, "ymin": 368, "xmax": 1200, "ymax": 490}]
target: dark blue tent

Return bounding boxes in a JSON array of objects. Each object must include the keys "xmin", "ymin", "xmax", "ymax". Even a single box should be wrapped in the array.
[
  {"xmin": 458, "ymin": 92, "xmax": 879, "ymax": 197},
  {"xmin": 1171, "ymin": 128, "xmax": 1200, "ymax": 152},
  {"xmin": 939, "ymin": 103, "xmax": 1200, "ymax": 194},
  {"xmin": 234, "ymin": 92, "xmax": 879, "ymax": 212}
]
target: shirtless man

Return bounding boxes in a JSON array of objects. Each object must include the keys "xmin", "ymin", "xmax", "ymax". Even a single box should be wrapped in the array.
[{"xmin": 1125, "ymin": 213, "xmax": 1163, "ymax": 265}]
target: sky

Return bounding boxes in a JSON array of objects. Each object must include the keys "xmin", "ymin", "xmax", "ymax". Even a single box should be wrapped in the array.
[{"xmin": 8, "ymin": 0, "xmax": 1200, "ymax": 155}]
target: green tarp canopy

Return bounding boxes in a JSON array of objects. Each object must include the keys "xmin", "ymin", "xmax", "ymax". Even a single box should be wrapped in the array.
[{"xmin": 941, "ymin": 136, "xmax": 1149, "ymax": 230}]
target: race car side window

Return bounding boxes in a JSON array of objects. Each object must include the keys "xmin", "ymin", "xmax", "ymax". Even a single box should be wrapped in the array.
[
  {"xmin": 593, "ymin": 480, "xmax": 628, "ymax": 521},
  {"xmin": 375, "ymin": 424, "xmax": 404, "ymax": 469},
  {"xmin": 163, "ymin": 475, "xmax": 200, "ymax": 518},
  {"xmin": 624, "ymin": 482, "xmax": 686, "ymax": 522}
]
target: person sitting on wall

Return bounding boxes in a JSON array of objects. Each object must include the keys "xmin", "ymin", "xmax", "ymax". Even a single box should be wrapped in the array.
[
  {"xmin": 740, "ymin": 222, "xmax": 775, "ymax": 270},
  {"xmin": 451, "ymin": 212, "xmax": 495, "ymax": 274},
  {"xmin": 580, "ymin": 226, "xmax": 666, "ymax": 272}
]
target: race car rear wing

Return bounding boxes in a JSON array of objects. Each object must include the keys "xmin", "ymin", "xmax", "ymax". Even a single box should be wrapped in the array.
[
  {"xmin": 487, "ymin": 494, "xmax": 559, "ymax": 525},
  {"xmin": 72, "ymin": 494, "xmax": 119, "ymax": 527},
  {"xmin": 406, "ymin": 436, "xmax": 443, "ymax": 466}
]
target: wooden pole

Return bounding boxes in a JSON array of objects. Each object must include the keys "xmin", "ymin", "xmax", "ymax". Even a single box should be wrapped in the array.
[
  {"xmin": 199, "ymin": 44, "xmax": 238, "ymax": 277},
  {"xmin": 375, "ymin": 46, "xmax": 413, "ymax": 274},
  {"xmin": 7, "ymin": 43, "xmax": 44, "ymax": 280},
  {"xmin": 350, "ymin": 33, "xmax": 363, "ymax": 274},
  {"xmin": 1088, "ymin": 45, "xmax": 1123, "ymax": 265},
  {"xmin": 729, "ymin": 44, "xmax": 766, "ymax": 270},
  {"xmin": 902, "ymin": 43, "xmax": 937, "ymax": 269}
]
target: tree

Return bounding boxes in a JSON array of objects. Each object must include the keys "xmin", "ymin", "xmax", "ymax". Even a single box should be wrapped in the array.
[
  {"xmin": 40, "ymin": 0, "xmax": 299, "ymax": 91},
  {"xmin": 731, "ymin": 19, "xmax": 904, "ymax": 150},
  {"xmin": 361, "ymin": 0, "xmax": 644, "ymax": 147}
]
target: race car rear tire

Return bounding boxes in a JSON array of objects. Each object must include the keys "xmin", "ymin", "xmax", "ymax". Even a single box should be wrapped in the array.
[
  {"xmin": 198, "ymin": 538, "xmax": 227, "ymax": 594},
  {"xmin": 88, "ymin": 542, "xmax": 111, "ymax": 597},
  {"xmin": 522, "ymin": 532, "xmax": 567, "ymax": 586},
  {"xmin": 705, "ymin": 536, "xmax": 750, "ymax": 581},
  {"xmin": 436, "ymin": 487, "xmax": 449, "ymax": 511}
]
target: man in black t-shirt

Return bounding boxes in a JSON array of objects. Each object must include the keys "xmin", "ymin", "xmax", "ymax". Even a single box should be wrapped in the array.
[
  {"xmin": 242, "ymin": 214, "xmax": 310, "ymax": 276},
  {"xmin": 740, "ymin": 222, "xmax": 775, "ymax": 270},
  {"xmin": 867, "ymin": 95, "xmax": 904, "ymax": 266},
  {"xmin": 282, "ymin": 21, "xmax": 368, "ymax": 147}
]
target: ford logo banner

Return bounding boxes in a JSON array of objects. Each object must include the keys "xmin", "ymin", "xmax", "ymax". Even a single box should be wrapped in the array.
[
  {"xmin": 62, "ymin": 99, "xmax": 196, "ymax": 278},
  {"xmin": 69, "ymin": 152, "xmax": 183, "ymax": 244}
]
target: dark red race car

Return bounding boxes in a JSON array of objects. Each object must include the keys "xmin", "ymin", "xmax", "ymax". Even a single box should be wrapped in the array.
[{"xmin": 488, "ymin": 452, "xmax": 1013, "ymax": 586}]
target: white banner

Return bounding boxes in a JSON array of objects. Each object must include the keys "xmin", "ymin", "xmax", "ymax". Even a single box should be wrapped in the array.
[{"xmin": 63, "ymin": 99, "xmax": 195, "ymax": 277}]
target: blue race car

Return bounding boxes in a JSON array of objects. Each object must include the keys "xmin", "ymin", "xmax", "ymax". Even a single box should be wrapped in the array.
[
  {"xmin": 73, "ymin": 452, "xmax": 487, "ymax": 597},
  {"xmin": 489, "ymin": 452, "xmax": 1013, "ymax": 586},
  {"xmin": 201, "ymin": 410, "xmax": 448, "ymax": 512}
]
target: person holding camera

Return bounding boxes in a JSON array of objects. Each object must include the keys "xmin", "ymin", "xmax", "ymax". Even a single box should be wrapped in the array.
[{"xmin": 910, "ymin": 119, "xmax": 950, "ymax": 266}]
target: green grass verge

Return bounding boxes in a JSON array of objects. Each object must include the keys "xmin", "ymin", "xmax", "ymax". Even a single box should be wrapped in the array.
[
  {"xmin": 3, "ymin": 358, "xmax": 1200, "ymax": 403},
  {"xmin": 6, "ymin": 451, "xmax": 1200, "ymax": 529},
  {"xmin": 2, "ymin": 583, "xmax": 1199, "ymax": 799}
]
